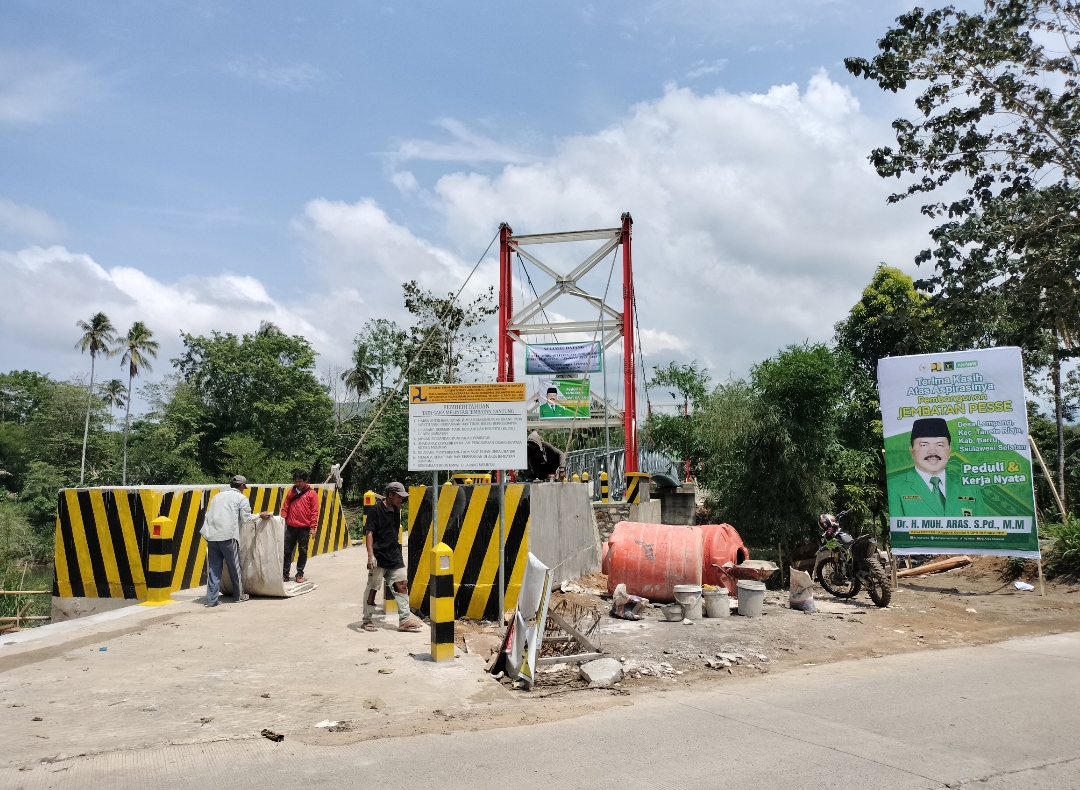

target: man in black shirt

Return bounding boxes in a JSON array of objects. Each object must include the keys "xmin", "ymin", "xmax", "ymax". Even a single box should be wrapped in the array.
[{"xmin": 362, "ymin": 482, "xmax": 423, "ymax": 632}]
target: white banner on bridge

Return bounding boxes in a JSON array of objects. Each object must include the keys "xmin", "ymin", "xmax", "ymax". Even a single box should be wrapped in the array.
[{"xmin": 408, "ymin": 383, "xmax": 528, "ymax": 471}]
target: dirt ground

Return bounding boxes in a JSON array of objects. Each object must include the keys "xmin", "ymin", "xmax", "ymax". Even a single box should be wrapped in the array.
[
  {"xmin": 453, "ymin": 558, "xmax": 1080, "ymax": 695},
  {"xmin": 517, "ymin": 558, "xmax": 1080, "ymax": 693}
]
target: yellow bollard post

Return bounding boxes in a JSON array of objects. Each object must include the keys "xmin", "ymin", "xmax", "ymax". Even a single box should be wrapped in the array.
[
  {"xmin": 141, "ymin": 516, "xmax": 177, "ymax": 606},
  {"xmin": 430, "ymin": 542, "xmax": 455, "ymax": 661},
  {"xmin": 600, "ymin": 471, "xmax": 609, "ymax": 502},
  {"xmin": 572, "ymin": 473, "xmax": 580, "ymax": 482},
  {"xmin": 362, "ymin": 491, "xmax": 376, "ymax": 534},
  {"xmin": 625, "ymin": 472, "xmax": 651, "ymax": 504}
]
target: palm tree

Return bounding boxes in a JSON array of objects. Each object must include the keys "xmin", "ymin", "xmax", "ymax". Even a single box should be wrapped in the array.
[
  {"xmin": 341, "ymin": 342, "xmax": 376, "ymax": 406},
  {"xmin": 118, "ymin": 321, "xmax": 159, "ymax": 485},
  {"xmin": 99, "ymin": 379, "xmax": 126, "ymax": 421},
  {"xmin": 76, "ymin": 313, "xmax": 117, "ymax": 486}
]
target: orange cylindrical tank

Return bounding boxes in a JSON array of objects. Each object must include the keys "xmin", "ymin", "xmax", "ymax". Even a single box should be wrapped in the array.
[
  {"xmin": 700, "ymin": 523, "xmax": 750, "ymax": 595},
  {"xmin": 603, "ymin": 522, "xmax": 703, "ymax": 603}
]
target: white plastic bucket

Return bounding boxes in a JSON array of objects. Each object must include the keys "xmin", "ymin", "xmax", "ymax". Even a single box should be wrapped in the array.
[
  {"xmin": 702, "ymin": 588, "xmax": 729, "ymax": 617},
  {"xmin": 661, "ymin": 603, "xmax": 684, "ymax": 621},
  {"xmin": 673, "ymin": 584, "xmax": 703, "ymax": 620},
  {"xmin": 737, "ymin": 580, "xmax": 766, "ymax": 617}
]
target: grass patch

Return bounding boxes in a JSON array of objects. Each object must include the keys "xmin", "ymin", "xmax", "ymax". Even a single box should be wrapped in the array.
[
  {"xmin": 1044, "ymin": 516, "xmax": 1080, "ymax": 581},
  {"xmin": 1003, "ymin": 556, "xmax": 1030, "ymax": 580},
  {"xmin": 1, "ymin": 500, "xmax": 54, "ymax": 625}
]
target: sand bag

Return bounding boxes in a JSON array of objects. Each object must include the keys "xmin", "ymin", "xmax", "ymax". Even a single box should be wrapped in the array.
[
  {"xmin": 222, "ymin": 515, "xmax": 317, "ymax": 598},
  {"xmin": 788, "ymin": 567, "xmax": 816, "ymax": 612},
  {"xmin": 610, "ymin": 582, "xmax": 648, "ymax": 620}
]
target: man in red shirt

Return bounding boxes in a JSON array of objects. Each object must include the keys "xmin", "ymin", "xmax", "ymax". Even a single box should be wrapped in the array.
[{"xmin": 275, "ymin": 468, "xmax": 320, "ymax": 583}]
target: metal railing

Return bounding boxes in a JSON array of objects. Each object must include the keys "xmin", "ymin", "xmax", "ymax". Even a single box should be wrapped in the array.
[{"xmin": 564, "ymin": 447, "xmax": 682, "ymax": 500}]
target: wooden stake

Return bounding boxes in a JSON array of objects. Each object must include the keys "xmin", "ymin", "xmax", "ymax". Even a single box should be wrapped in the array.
[
  {"xmin": 1029, "ymin": 435, "xmax": 1060, "ymax": 597},
  {"xmin": 1030, "ymin": 435, "xmax": 1066, "ymax": 519},
  {"xmin": 891, "ymin": 554, "xmax": 898, "ymax": 590}
]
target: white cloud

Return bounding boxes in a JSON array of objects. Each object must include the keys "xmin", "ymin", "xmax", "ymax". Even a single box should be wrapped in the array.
[
  {"xmin": 429, "ymin": 71, "xmax": 931, "ymax": 377},
  {"xmin": 1, "ymin": 71, "xmax": 933, "ymax": 395},
  {"xmin": 0, "ymin": 54, "xmax": 97, "ymax": 124},
  {"xmin": 223, "ymin": 57, "xmax": 325, "ymax": 91},
  {"xmin": 686, "ymin": 59, "xmax": 728, "ymax": 78},
  {"xmin": 390, "ymin": 119, "xmax": 535, "ymax": 164},
  {"xmin": 0, "ymin": 198, "xmax": 65, "ymax": 242},
  {"xmin": 0, "ymin": 246, "xmax": 322, "ymax": 376}
]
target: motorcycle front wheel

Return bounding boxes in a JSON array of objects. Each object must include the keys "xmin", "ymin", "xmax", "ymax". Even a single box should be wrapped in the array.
[
  {"xmin": 818, "ymin": 558, "xmax": 860, "ymax": 598},
  {"xmin": 866, "ymin": 561, "xmax": 892, "ymax": 608}
]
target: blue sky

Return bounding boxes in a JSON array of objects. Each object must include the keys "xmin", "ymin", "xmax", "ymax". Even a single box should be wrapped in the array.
[{"xmin": 1, "ymin": 0, "xmax": 948, "ymax": 396}]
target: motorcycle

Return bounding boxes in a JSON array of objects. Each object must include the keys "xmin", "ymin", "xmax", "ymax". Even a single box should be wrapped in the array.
[{"xmin": 813, "ymin": 510, "xmax": 892, "ymax": 608}]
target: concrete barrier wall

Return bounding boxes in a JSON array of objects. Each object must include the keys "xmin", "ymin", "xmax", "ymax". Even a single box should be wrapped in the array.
[
  {"xmin": 53, "ymin": 484, "xmax": 349, "ymax": 600},
  {"xmin": 529, "ymin": 482, "xmax": 600, "ymax": 585},
  {"xmin": 407, "ymin": 483, "xmax": 530, "ymax": 621}
]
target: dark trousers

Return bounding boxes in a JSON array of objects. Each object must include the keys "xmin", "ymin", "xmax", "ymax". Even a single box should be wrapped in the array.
[
  {"xmin": 206, "ymin": 539, "xmax": 242, "ymax": 604},
  {"xmin": 283, "ymin": 526, "xmax": 311, "ymax": 578}
]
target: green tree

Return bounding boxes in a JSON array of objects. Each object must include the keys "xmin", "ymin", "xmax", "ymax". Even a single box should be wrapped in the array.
[
  {"xmin": 118, "ymin": 321, "xmax": 159, "ymax": 485},
  {"xmin": 341, "ymin": 342, "xmax": 376, "ymax": 404},
  {"xmin": 834, "ymin": 266, "xmax": 943, "ymax": 381},
  {"xmin": 173, "ymin": 323, "xmax": 334, "ymax": 477},
  {"xmin": 846, "ymin": 0, "xmax": 1080, "ymax": 510},
  {"xmin": 699, "ymin": 344, "xmax": 843, "ymax": 550},
  {"xmin": 99, "ymin": 379, "xmax": 126, "ymax": 421},
  {"xmin": 355, "ymin": 318, "xmax": 405, "ymax": 394},
  {"xmin": 125, "ymin": 375, "xmax": 208, "ymax": 484},
  {"xmin": 646, "ymin": 361, "xmax": 711, "ymax": 479},
  {"xmin": 75, "ymin": 312, "xmax": 116, "ymax": 485},
  {"xmin": 401, "ymin": 281, "xmax": 497, "ymax": 384},
  {"xmin": 830, "ymin": 265, "xmax": 947, "ymax": 535}
]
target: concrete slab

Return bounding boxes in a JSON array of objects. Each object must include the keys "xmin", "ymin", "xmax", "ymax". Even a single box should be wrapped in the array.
[
  {"xmin": 0, "ymin": 547, "xmax": 516, "ymax": 769},
  {"xmin": 3, "ymin": 632, "xmax": 1077, "ymax": 789}
]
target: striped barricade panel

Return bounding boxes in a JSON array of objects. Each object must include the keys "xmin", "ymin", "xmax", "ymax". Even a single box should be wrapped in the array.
[
  {"xmin": 406, "ymin": 483, "xmax": 530, "ymax": 621},
  {"xmin": 53, "ymin": 484, "xmax": 350, "ymax": 599}
]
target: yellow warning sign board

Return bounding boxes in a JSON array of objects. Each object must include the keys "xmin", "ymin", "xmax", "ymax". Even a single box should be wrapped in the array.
[{"xmin": 409, "ymin": 383, "xmax": 526, "ymax": 404}]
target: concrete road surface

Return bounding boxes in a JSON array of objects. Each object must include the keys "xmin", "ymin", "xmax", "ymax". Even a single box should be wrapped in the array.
[{"xmin": 3, "ymin": 631, "xmax": 1077, "ymax": 790}]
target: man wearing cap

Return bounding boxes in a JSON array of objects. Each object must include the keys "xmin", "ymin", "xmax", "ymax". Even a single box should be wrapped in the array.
[
  {"xmin": 362, "ymin": 482, "xmax": 423, "ymax": 632},
  {"xmin": 201, "ymin": 475, "xmax": 269, "ymax": 607},
  {"xmin": 888, "ymin": 418, "xmax": 983, "ymax": 518}
]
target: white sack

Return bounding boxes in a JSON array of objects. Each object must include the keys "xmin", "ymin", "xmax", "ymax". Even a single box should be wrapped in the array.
[
  {"xmin": 222, "ymin": 515, "xmax": 316, "ymax": 598},
  {"xmin": 789, "ymin": 567, "xmax": 816, "ymax": 612}
]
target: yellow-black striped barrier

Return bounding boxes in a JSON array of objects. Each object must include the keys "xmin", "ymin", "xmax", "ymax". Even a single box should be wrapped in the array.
[
  {"xmin": 430, "ymin": 542, "xmax": 455, "ymax": 661},
  {"xmin": 625, "ymin": 472, "xmax": 651, "ymax": 504},
  {"xmin": 600, "ymin": 472, "xmax": 609, "ymax": 502},
  {"xmin": 141, "ymin": 516, "xmax": 177, "ymax": 606},
  {"xmin": 407, "ymin": 483, "xmax": 530, "ymax": 621},
  {"xmin": 53, "ymin": 484, "xmax": 349, "ymax": 600}
]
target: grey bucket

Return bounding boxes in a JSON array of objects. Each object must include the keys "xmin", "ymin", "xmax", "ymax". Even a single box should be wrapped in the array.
[
  {"xmin": 736, "ymin": 580, "xmax": 766, "ymax": 617},
  {"xmin": 702, "ymin": 588, "xmax": 729, "ymax": 617}
]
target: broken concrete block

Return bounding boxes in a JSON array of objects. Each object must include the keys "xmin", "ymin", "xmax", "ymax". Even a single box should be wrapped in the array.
[{"xmin": 579, "ymin": 657, "xmax": 624, "ymax": 688}]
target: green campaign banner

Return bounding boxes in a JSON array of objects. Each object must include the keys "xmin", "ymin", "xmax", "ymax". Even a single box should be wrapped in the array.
[
  {"xmin": 877, "ymin": 347, "xmax": 1040, "ymax": 558},
  {"xmin": 538, "ymin": 379, "xmax": 590, "ymax": 419}
]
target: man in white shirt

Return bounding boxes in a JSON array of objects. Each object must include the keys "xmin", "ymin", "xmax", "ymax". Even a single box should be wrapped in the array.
[{"xmin": 201, "ymin": 475, "xmax": 268, "ymax": 607}]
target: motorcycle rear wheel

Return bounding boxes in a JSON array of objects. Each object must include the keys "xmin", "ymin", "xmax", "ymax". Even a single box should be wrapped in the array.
[
  {"xmin": 818, "ymin": 558, "xmax": 860, "ymax": 598},
  {"xmin": 866, "ymin": 561, "xmax": 892, "ymax": 608}
]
